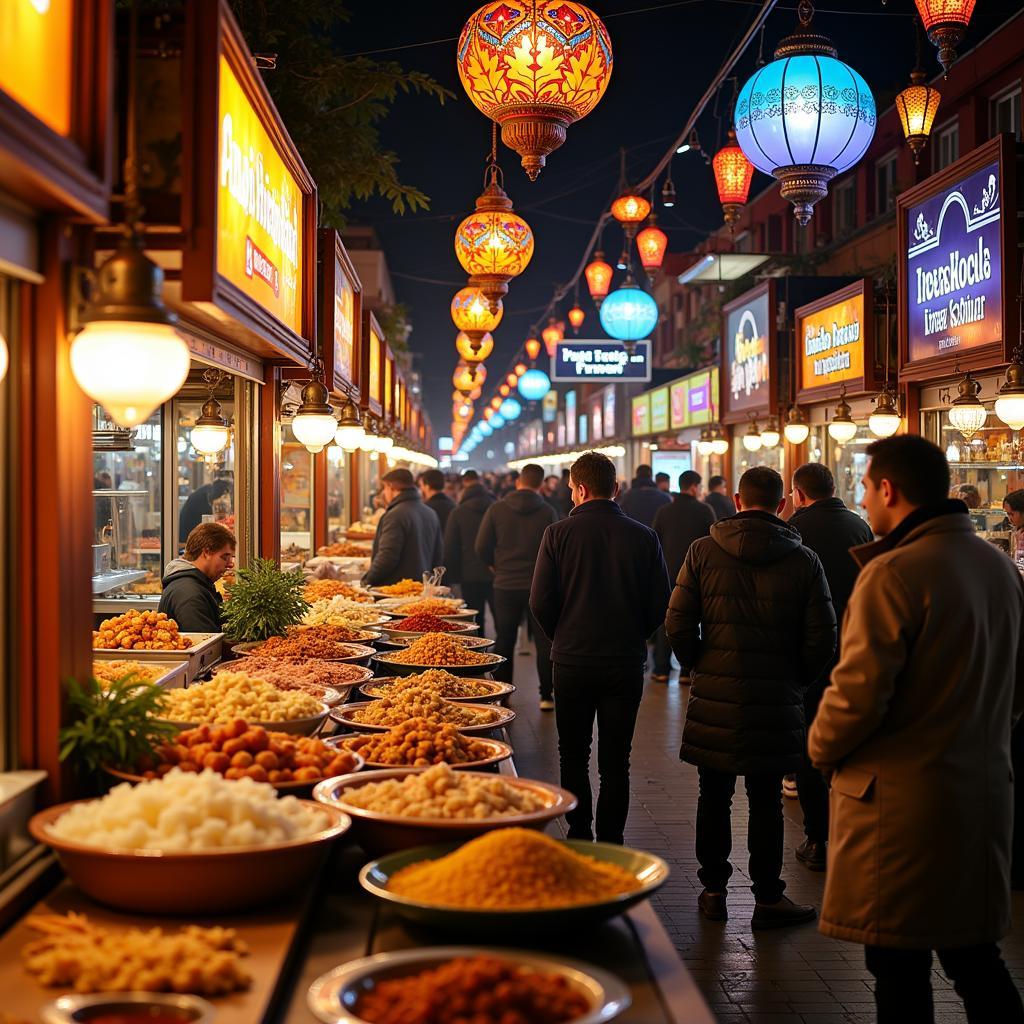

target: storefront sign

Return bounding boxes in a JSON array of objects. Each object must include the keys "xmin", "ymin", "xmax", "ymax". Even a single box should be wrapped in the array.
[
  {"xmin": 334, "ymin": 260, "xmax": 355, "ymax": 386},
  {"xmin": 723, "ymin": 285, "xmax": 774, "ymax": 421},
  {"xmin": 688, "ymin": 371, "xmax": 711, "ymax": 424},
  {"xmin": 565, "ymin": 391, "xmax": 577, "ymax": 445},
  {"xmin": 384, "ymin": 356, "xmax": 393, "ymax": 416},
  {"xmin": 368, "ymin": 330, "xmax": 381, "ymax": 404},
  {"xmin": 552, "ymin": 340, "xmax": 652, "ymax": 382},
  {"xmin": 0, "ymin": 0, "xmax": 72, "ymax": 135},
  {"xmin": 184, "ymin": 334, "xmax": 263, "ymax": 384},
  {"xmin": 217, "ymin": 54, "xmax": 303, "ymax": 335},
  {"xmin": 632, "ymin": 395, "xmax": 651, "ymax": 437},
  {"xmin": 542, "ymin": 390, "xmax": 558, "ymax": 423},
  {"xmin": 603, "ymin": 389, "xmax": 616, "ymax": 438},
  {"xmin": 650, "ymin": 387, "xmax": 669, "ymax": 434},
  {"xmin": 670, "ymin": 379, "xmax": 689, "ymax": 430},
  {"xmin": 592, "ymin": 403, "xmax": 603, "ymax": 441}
]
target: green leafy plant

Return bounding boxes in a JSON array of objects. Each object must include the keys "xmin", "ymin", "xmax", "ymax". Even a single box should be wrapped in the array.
[
  {"xmin": 59, "ymin": 676, "xmax": 177, "ymax": 784},
  {"xmin": 221, "ymin": 558, "xmax": 310, "ymax": 642}
]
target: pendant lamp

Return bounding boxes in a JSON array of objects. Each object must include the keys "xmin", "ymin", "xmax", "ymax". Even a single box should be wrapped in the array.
[
  {"xmin": 291, "ymin": 359, "xmax": 339, "ymax": 454},
  {"xmin": 947, "ymin": 370, "xmax": 987, "ymax": 439},
  {"xmin": 868, "ymin": 384, "xmax": 902, "ymax": 438},
  {"xmin": 585, "ymin": 251, "xmax": 614, "ymax": 306},
  {"xmin": 995, "ymin": 346, "xmax": 1024, "ymax": 431},
  {"xmin": 914, "ymin": 0, "xmax": 976, "ymax": 76},
  {"xmin": 783, "ymin": 405, "xmax": 810, "ymax": 445},
  {"xmin": 190, "ymin": 369, "xmax": 231, "ymax": 459},
  {"xmin": 827, "ymin": 385, "xmax": 858, "ymax": 444},
  {"xmin": 712, "ymin": 129, "xmax": 755, "ymax": 228}
]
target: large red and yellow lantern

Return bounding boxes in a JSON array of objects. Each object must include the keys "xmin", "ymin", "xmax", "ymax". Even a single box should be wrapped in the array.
[
  {"xmin": 451, "ymin": 286, "xmax": 503, "ymax": 350},
  {"xmin": 636, "ymin": 215, "xmax": 668, "ymax": 282},
  {"xmin": 712, "ymin": 129, "xmax": 755, "ymax": 228},
  {"xmin": 457, "ymin": 1, "xmax": 614, "ymax": 180},
  {"xmin": 914, "ymin": 0, "xmax": 976, "ymax": 75},
  {"xmin": 456, "ymin": 330, "xmax": 495, "ymax": 364},
  {"xmin": 453, "ymin": 361, "xmax": 487, "ymax": 397},
  {"xmin": 584, "ymin": 251, "xmax": 613, "ymax": 306}
]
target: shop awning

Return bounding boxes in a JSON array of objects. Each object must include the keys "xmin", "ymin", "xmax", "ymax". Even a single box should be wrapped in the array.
[{"xmin": 678, "ymin": 253, "xmax": 769, "ymax": 285}]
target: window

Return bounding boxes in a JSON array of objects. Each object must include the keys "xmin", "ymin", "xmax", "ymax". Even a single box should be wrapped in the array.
[
  {"xmin": 875, "ymin": 151, "xmax": 898, "ymax": 216},
  {"xmin": 832, "ymin": 177, "xmax": 857, "ymax": 237},
  {"xmin": 933, "ymin": 119, "xmax": 959, "ymax": 171},
  {"xmin": 991, "ymin": 85, "xmax": 1022, "ymax": 140}
]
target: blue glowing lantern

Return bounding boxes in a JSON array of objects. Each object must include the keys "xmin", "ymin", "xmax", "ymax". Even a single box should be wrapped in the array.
[
  {"xmin": 518, "ymin": 368, "xmax": 551, "ymax": 402},
  {"xmin": 478, "ymin": 420, "xmax": 494, "ymax": 437},
  {"xmin": 599, "ymin": 282, "xmax": 658, "ymax": 342},
  {"xmin": 490, "ymin": 414, "xmax": 506, "ymax": 430},
  {"xmin": 499, "ymin": 398, "xmax": 522, "ymax": 421},
  {"xmin": 735, "ymin": 2, "xmax": 876, "ymax": 225}
]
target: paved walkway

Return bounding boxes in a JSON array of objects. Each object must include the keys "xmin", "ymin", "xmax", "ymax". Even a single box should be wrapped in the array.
[{"xmin": 505, "ymin": 646, "xmax": 1024, "ymax": 1023}]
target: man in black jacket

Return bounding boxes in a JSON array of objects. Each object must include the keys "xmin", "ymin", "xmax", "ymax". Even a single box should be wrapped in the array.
[
  {"xmin": 704, "ymin": 475, "xmax": 737, "ymax": 520},
  {"xmin": 444, "ymin": 470, "xmax": 496, "ymax": 628},
  {"xmin": 531, "ymin": 452, "xmax": 671, "ymax": 843},
  {"xmin": 650, "ymin": 471, "xmax": 717, "ymax": 681},
  {"xmin": 788, "ymin": 462, "xmax": 874, "ymax": 870},
  {"xmin": 666, "ymin": 466, "xmax": 836, "ymax": 929},
  {"xmin": 158, "ymin": 522, "xmax": 235, "ymax": 633},
  {"xmin": 419, "ymin": 469, "xmax": 456, "ymax": 535},
  {"xmin": 363, "ymin": 469, "xmax": 443, "ymax": 587},
  {"xmin": 619, "ymin": 463, "xmax": 671, "ymax": 527},
  {"xmin": 476, "ymin": 463, "xmax": 557, "ymax": 705},
  {"xmin": 178, "ymin": 478, "xmax": 232, "ymax": 546}
]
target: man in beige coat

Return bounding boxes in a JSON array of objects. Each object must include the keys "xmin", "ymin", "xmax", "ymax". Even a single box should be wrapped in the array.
[{"xmin": 809, "ymin": 435, "xmax": 1024, "ymax": 1023}]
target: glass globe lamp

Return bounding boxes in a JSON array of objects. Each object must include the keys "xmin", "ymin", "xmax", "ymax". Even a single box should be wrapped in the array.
[
  {"xmin": 742, "ymin": 421, "xmax": 763, "ymax": 453},
  {"xmin": 827, "ymin": 387, "xmax": 858, "ymax": 444},
  {"xmin": 995, "ymin": 347, "xmax": 1024, "ymax": 430},
  {"xmin": 868, "ymin": 386, "xmax": 902, "ymax": 438},
  {"xmin": 783, "ymin": 405, "xmax": 810, "ymax": 445},
  {"xmin": 759, "ymin": 416, "xmax": 781, "ymax": 449},
  {"xmin": 599, "ymin": 282, "xmax": 658, "ymax": 341},
  {"xmin": 334, "ymin": 399, "xmax": 365, "ymax": 452},
  {"xmin": 518, "ymin": 368, "xmax": 551, "ymax": 402},
  {"xmin": 947, "ymin": 371, "xmax": 987, "ymax": 439}
]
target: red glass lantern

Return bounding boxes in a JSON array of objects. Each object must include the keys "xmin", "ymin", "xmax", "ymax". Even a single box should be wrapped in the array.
[
  {"xmin": 525, "ymin": 337, "xmax": 542, "ymax": 361},
  {"xmin": 914, "ymin": 0, "xmax": 976, "ymax": 75},
  {"xmin": 584, "ymin": 252, "xmax": 613, "ymax": 307},
  {"xmin": 636, "ymin": 214, "xmax": 668, "ymax": 282},
  {"xmin": 568, "ymin": 305, "xmax": 586, "ymax": 333},
  {"xmin": 712, "ymin": 129, "xmax": 755, "ymax": 228},
  {"xmin": 500, "ymin": 383, "xmax": 511, "ymax": 397},
  {"xmin": 505, "ymin": 372, "xmax": 518, "ymax": 388},
  {"xmin": 542, "ymin": 319, "xmax": 564, "ymax": 358},
  {"xmin": 611, "ymin": 193, "xmax": 651, "ymax": 240}
]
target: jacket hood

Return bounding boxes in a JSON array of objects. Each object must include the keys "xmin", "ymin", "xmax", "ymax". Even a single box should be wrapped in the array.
[
  {"xmin": 790, "ymin": 497, "xmax": 849, "ymax": 521},
  {"xmin": 711, "ymin": 510, "xmax": 803, "ymax": 565},
  {"xmin": 387, "ymin": 487, "xmax": 420, "ymax": 509},
  {"xmin": 632, "ymin": 477, "xmax": 657, "ymax": 489},
  {"xmin": 161, "ymin": 558, "xmax": 212, "ymax": 587},
  {"xmin": 460, "ymin": 483, "xmax": 494, "ymax": 511},
  {"xmin": 503, "ymin": 489, "xmax": 548, "ymax": 515}
]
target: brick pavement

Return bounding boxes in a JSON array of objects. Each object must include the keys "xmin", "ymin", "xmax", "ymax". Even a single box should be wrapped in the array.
[{"xmin": 505, "ymin": 646, "xmax": 1024, "ymax": 1023}]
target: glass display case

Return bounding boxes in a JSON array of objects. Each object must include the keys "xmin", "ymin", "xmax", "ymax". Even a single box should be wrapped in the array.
[
  {"xmin": 280, "ymin": 416, "xmax": 314, "ymax": 565},
  {"xmin": 731, "ymin": 439, "xmax": 784, "ymax": 488},
  {"xmin": 807, "ymin": 423, "xmax": 872, "ymax": 519},
  {"xmin": 326, "ymin": 444, "xmax": 349, "ymax": 544}
]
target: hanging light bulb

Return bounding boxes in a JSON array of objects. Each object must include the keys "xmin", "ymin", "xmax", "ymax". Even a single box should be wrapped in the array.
[
  {"xmin": 783, "ymin": 405, "xmax": 810, "ymax": 445},
  {"xmin": 914, "ymin": 0, "xmax": 976, "ymax": 76},
  {"xmin": 742, "ymin": 419, "xmax": 763, "ymax": 453},
  {"xmin": 896, "ymin": 70, "xmax": 941, "ymax": 165},
  {"xmin": 360, "ymin": 417, "xmax": 382, "ymax": 454},
  {"xmin": 947, "ymin": 370, "xmax": 987, "ymax": 439},
  {"xmin": 697, "ymin": 425, "xmax": 714, "ymax": 457},
  {"xmin": 568, "ymin": 305, "xmax": 586, "ymax": 333},
  {"xmin": 712, "ymin": 129, "xmax": 756, "ymax": 228},
  {"xmin": 868, "ymin": 384, "xmax": 902, "ymax": 438},
  {"xmin": 335, "ymin": 398, "xmax": 364, "ymax": 452},
  {"xmin": 456, "ymin": 330, "xmax": 494, "ymax": 364},
  {"xmin": 759, "ymin": 416, "xmax": 781, "ymax": 449},
  {"xmin": 995, "ymin": 346, "xmax": 1024, "ymax": 430},
  {"xmin": 827, "ymin": 385, "xmax": 858, "ymax": 444},
  {"xmin": 661, "ymin": 174, "xmax": 676, "ymax": 209},
  {"xmin": 584, "ymin": 251, "xmax": 614, "ymax": 307},
  {"xmin": 676, "ymin": 129, "xmax": 701, "ymax": 155},
  {"xmin": 290, "ymin": 360, "xmax": 338, "ymax": 454},
  {"xmin": 636, "ymin": 214, "xmax": 668, "ymax": 283},
  {"xmin": 190, "ymin": 369, "xmax": 231, "ymax": 459},
  {"xmin": 710, "ymin": 424, "xmax": 730, "ymax": 456},
  {"xmin": 525, "ymin": 337, "xmax": 542, "ymax": 361},
  {"xmin": 542, "ymin": 319, "xmax": 564, "ymax": 358}
]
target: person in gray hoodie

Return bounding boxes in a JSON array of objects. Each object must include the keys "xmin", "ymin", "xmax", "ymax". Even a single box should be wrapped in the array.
[
  {"xmin": 158, "ymin": 522, "xmax": 235, "ymax": 633},
  {"xmin": 476, "ymin": 463, "xmax": 558, "ymax": 707}
]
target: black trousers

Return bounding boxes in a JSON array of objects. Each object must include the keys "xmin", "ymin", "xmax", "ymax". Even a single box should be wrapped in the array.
[
  {"xmin": 865, "ymin": 944, "xmax": 1024, "ymax": 1023},
  {"xmin": 651, "ymin": 625, "xmax": 673, "ymax": 676},
  {"xmin": 695, "ymin": 766, "xmax": 786, "ymax": 903},
  {"xmin": 796, "ymin": 682, "xmax": 829, "ymax": 844},
  {"xmin": 459, "ymin": 580, "xmax": 494, "ymax": 633},
  {"xmin": 553, "ymin": 664, "xmax": 643, "ymax": 844},
  {"xmin": 493, "ymin": 587, "xmax": 552, "ymax": 698}
]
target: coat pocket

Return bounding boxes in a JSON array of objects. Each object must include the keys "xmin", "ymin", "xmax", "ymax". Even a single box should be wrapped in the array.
[{"xmin": 831, "ymin": 767, "xmax": 875, "ymax": 800}]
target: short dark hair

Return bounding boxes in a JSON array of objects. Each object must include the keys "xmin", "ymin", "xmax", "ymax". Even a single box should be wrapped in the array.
[
  {"xmin": 382, "ymin": 468, "xmax": 415, "ymax": 488},
  {"xmin": 462, "ymin": 470, "xmax": 479, "ymax": 482},
  {"xmin": 1005, "ymin": 489, "xmax": 1024, "ymax": 513},
  {"xmin": 419, "ymin": 469, "xmax": 445, "ymax": 492},
  {"xmin": 793, "ymin": 463, "xmax": 835, "ymax": 501},
  {"xmin": 708, "ymin": 475, "xmax": 727, "ymax": 490},
  {"xmin": 679, "ymin": 470, "xmax": 702, "ymax": 491},
  {"xmin": 655, "ymin": 471, "xmax": 670, "ymax": 484},
  {"xmin": 210, "ymin": 479, "xmax": 232, "ymax": 500},
  {"xmin": 635, "ymin": 464, "xmax": 653, "ymax": 480},
  {"xmin": 738, "ymin": 466, "xmax": 784, "ymax": 510},
  {"xmin": 520, "ymin": 463, "xmax": 545, "ymax": 488},
  {"xmin": 184, "ymin": 522, "xmax": 235, "ymax": 560},
  {"xmin": 865, "ymin": 435, "xmax": 949, "ymax": 506},
  {"xmin": 954, "ymin": 483, "xmax": 981, "ymax": 509},
  {"xmin": 570, "ymin": 451, "xmax": 616, "ymax": 499}
]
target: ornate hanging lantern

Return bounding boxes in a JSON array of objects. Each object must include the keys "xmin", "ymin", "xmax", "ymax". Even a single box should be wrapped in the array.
[
  {"xmin": 568, "ymin": 305, "xmax": 586, "ymax": 333},
  {"xmin": 518, "ymin": 367, "xmax": 551, "ymax": 402},
  {"xmin": 542, "ymin": 318, "xmax": 564, "ymax": 358},
  {"xmin": 451, "ymin": 286, "xmax": 503, "ymax": 349},
  {"xmin": 599, "ymin": 277, "xmax": 658, "ymax": 350},
  {"xmin": 291, "ymin": 359, "xmax": 338, "ymax": 454},
  {"xmin": 584, "ymin": 251, "xmax": 614, "ymax": 306},
  {"xmin": 735, "ymin": 0, "xmax": 876, "ymax": 225},
  {"xmin": 514, "ymin": 362, "xmax": 528, "ymax": 376},
  {"xmin": 636, "ymin": 215, "xmax": 668, "ymax": 283},
  {"xmin": 453, "ymin": 361, "xmax": 486, "ymax": 397},
  {"xmin": 525, "ymin": 337, "xmax": 542, "ymax": 361},
  {"xmin": 947, "ymin": 370, "xmax": 987, "ymax": 439},
  {"xmin": 456, "ymin": 330, "xmax": 494, "ymax": 365},
  {"xmin": 914, "ymin": 0, "xmax": 976, "ymax": 76},
  {"xmin": 455, "ymin": 131, "xmax": 535, "ymax": 313},
  {"xmin": 457, "ymin": 1, "xmax": 614, "ymax": 180},
  {"xmin": 896, "ymin": 71, "xmax": 941, "ymax": 165},
  {"xmin": 712, "ymin": 129, "xmax": 755, "ymax": 227},
  {"xmin": 190, "ymin": 369, "xmax": 231, "ymax": 461},
  {"xmin": 611, "ymin": 193, "xmax": 651, "ymax": 241}
]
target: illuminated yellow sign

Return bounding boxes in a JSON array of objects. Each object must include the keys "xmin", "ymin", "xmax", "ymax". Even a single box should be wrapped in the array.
[
  {"xmin": 799, "ymin": 292, "xmax": 865, "ymax": 390},
  {"xmin": 368, "ymin": 329, "xmax": 381, "ymax": 403},
  {"xmin": 217, "ymin": 55, "xmax": 302, "ymax": 334},
  {"xmin": 0, "ymin": 0, "xmax": 72, "ymax": 135},
  {"xmin": 384, "ymin": 357, "xmax": 393, "ymax": 415},
  {"xmin": 333, "ymin": 259, "xmax": 354, "ymax": 385}
]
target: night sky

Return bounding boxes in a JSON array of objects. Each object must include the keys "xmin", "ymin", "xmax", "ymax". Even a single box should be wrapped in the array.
[{"xmin": 336, "ymin": 0, "xmax": 1022, "ymax": 441}]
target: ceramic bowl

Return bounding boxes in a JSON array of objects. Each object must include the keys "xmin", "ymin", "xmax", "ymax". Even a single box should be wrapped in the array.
[
  {"xmin": 376, "ymin": 635, "xmax": 495, "ymax": 652},
  {"xmin": 358, "ymin": 677, "xmax": 514, "ymax": 704},
  {"xmin": 326, "ymin": 733, "xmax": 513, "ymax": 772},
  {"xmin": 329, "ymin": 701, "xmax": 514, "ymax": 734},
  {"xmin": 370, "ymin": 651, "xmax": 505, "ymax": 679},
  {"xmin": 41, "ymin": 993, "xmax": 216, "ymax": 1024}
]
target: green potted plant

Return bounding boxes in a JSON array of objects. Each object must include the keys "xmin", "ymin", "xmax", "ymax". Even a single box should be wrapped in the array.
[{"xmin": 221, "ymin": 557, "xmax": 310, "ymax": 645}]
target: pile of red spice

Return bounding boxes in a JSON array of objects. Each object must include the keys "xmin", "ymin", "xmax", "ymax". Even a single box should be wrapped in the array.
[{"xmin": 394, "ymin": 613, "xmax": 462, "ymax": 632}]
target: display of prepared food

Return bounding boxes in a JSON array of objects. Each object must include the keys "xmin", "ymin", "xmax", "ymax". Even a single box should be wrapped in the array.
[
  {"xmin": 159, "ymin": 671, "xmax": 323, "ymax": 724},
  {"xmin": 384, "ymin": 597, "xmax": 463, "ymax": 617},
  {"xmin": 318, "ymin": 541, "xmax": 371, "ymax": 557},
  {"xmin": 93, "ymin": 611, "xmax": 192, "ymax": 651},
  {"xmin": 387, "ymin": 828, "xmax": 642, "ymax": 909},
  {"xmin": 386, "ymin": 633, "xmax": 490, "ymax": 667},
  {"xmin": 91, "ymin": 660, "xmax": 163, "ymax": 688},
  {"xmin": 303, "ymin": 579, "xmax": 374, "ymax": 603},
  {"xmin": 368, "ymin": 670, "xmax": 498, "ymax": 701},
  {"xmin": 291, "ymin": 623, "xmax": 379, "ymax": 644},
  {"xmin": 341, "ymin": 719, "xmax": 500, "ymax": 767},
  {"xmin": 228, "ymin": 656, "xmax": 369, "ymax": 700},
  {"xmin": 346, "ymin": 521, "xmax": 376, "ymax": 536},
  {"xmin": 22, "ymin": 912, "xmax": 252, "ymax": 997},
  {"xmin": 281, "ymin": 543, "xmax": 310, "ymax": 562},
  {"xmin": 391, "ymin": 612, "xmax": 463, "ymax": 633},
  {"xmin": 351, "ymin": 955, "xmax": 590, "ymax": 1024},
  {"xmin": 346, "ymin": 686, "xmax": 500, "ymax": 728},
  {"xmin": 337, "ymin": 763, "xmax": 544, "ymax": 819},
  {"xmin": 141, "ymin": 721, "xmax": 360, "ymax": 785},
  {"xmin": 303, "ymin": 597, "xmax": 390, "ymax": 628},
  {"xmin": 247, "ymin": 632, "xmax": 369, "ymax": 661},
  {"xmin": 374, "ymin": 578, "xmax": 424, "ymax": 597},
  {"xmin": 46, "ymin": 769, "xmax": 331, "ymax": 851}
]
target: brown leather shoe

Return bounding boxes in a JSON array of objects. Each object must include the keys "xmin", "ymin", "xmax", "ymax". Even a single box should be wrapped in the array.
[
  {"xmin": 751, "ymin": 896, "xmax": 817, "ymax": 929},
  {"xmin": 698, "ymin": 889, "xmax": 728, "ymax": 921}
]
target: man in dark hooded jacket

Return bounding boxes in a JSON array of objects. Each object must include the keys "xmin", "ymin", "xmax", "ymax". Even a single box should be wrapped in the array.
[
  {"xmin": 619, "ymin": 463, "xmax": 671, "ymax": 527},
  {"xmin": 444, "ymin": 470, "xmax": 496, "ymax": 627},
  {"xmin": 476, "ymin": 463, "xmax": 557, "ymax": 705},
  {"xmin": 666, "ymin": 466, "xmax": 836, "ymax": 930},
  {"xmin": 158, "ymin": 522, "xmax": 235, "ymax": 633},
  {"xmin": 363, "ymin": 469, "xmax": 443, "ymax": 587}
]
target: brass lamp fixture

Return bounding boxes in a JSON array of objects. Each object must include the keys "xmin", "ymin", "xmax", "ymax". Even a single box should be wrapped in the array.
[
  {"xmin": 914, "ymin": 0, "xmax": 976, "ymax": 77},
  {"xmin": 759, "ymin": 416, "xmax": 781, "ymax": 449},
  {"xmin": 868, "ymin": 384, "xmax": 902, "ymax": 439},
  {"xmin": 710, "ymin": 422, "xmax": 730, "ymax": 456},
  {"xmin": 290, "ymin": 357, "xmax": 338, "ymax": 454},
  {"xmin": 742, "ymin": 416, "xmax": 763, "ymax": 453},
  {"xmin": 995, "ymin": 346, "xmax": 1024, "ymax": 431},
  {"xmin": 947, "ymin": 369, "xmax": 987, "ymax": 439},
  {"xmin": 334, "ymin": 397, "xmax": 365, "ymax": 452},
  {"xmin": 190, "ymin": 369, "xmax": 231, "ymax": 460},
  {"xmin": 827, "ymin": 384, "xmax": 858, "ymax": 444},
  {"xmin": 783, "ymin": 405, "xmax": 810, "ymax": 445}
]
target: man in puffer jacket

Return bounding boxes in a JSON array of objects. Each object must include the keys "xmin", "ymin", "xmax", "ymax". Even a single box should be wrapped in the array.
[{"xmin": 666, "ymin": 466, "xmax": 836, "ymax": 930}]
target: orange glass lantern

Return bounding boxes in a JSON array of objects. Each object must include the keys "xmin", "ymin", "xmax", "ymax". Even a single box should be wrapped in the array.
[
  {"xmin": 456, "ymin": 330, "xmax": 495, "ymax": 364},
  {"xmin": 525, "ymin": 337, "xmax": 542, "ymax": 361},
  {"xmin": 453, "ymin": 361, "xmax": 487, "ymax": 396},
  {"xmin": 895, "ymin": 71, "xmax": 941, "ymax": 164},
  {"xmin": 484, "ymin": 406, "xmax": 496, "ymax": 421},
  {"xmin": 506, "ymin": 372, "xmax": 518, "ymax": 388},
  {"xmin": 457, "ymin": 2, "xmax": 614, "ymax": 180},
  {"xmin": 451, "ymin": 286, "xmax": 503, "ymax": 347},
  {"xmin": 542, "ymin": 319, "xmax": 564, "ymax": 358},
  {"xmin": 636, "ymin": 215, "xmax": 668, "ymax": 282},
  {"xmin": 500, "ymin": 383, "xmax": 511, "ymax": 397},
  {"xmin": 514, "ymin": 362, "xmax": 528, "ymax": 377},
  {"xmin": 469, "ymin": 383, "xmax": 483, "ymax": 401},
  {"xmin": 914, "ymin": 0, "xmax": 976, "ymax": 75},
  {"xmin": 712, "ymin": 129, "xmax": 755, "ymax": 228},
  {"xmin": 584, "ymin": 251, "xmax": 614, "ymax": 307},
  {"xmin": 491, "ymin": 396, "xmax": 504, "ymax": 410},
  {"xmin": 568, "ymin": 305, "xmax": 586, "ymax": 333},
  {"xmin": 611, "ymin": 193, "xmax": 651, "ymax": 240},
  {"xmin": 455, "ymin": 164, "xmax": 534, "ymax": 313}
]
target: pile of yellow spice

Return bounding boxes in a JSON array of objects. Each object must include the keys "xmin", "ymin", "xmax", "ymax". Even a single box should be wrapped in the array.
[{"xmin": 387, "ymin": 828, "xmax": 642, "ymax": 909}]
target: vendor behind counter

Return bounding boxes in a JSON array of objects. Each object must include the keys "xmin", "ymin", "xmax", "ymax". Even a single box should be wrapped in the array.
[{"xmin": 158, "ymin": 523, "xmax": 236, "ymax": 632}]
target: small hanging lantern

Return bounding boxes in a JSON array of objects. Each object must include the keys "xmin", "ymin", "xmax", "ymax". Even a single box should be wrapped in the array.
[
  {"xmin": 697, "ymin": 426, "xmax": 714, "ymax": 457},
  {"xmin": 759, "ymin": 416, "xmax": 781, "ymax": 449},
  {"xmin": 525, "ymin": 337, "xmax": 542, "ymax": 361},
  {"xmin": 710, "ymin": 423, "xmax": 729, "ymax": 456},
  {"xmin": 499, "ymin": 383, "xmax": 511, "ymax": 397},
  {"xmin": 996, "ymin": 346, "xmax": 1024, "ymax": 431},
  {"xmin": 742, "ymin": 417, "xmax": 763, "ymax": 453},
  {"xmin": 505, "ymin": 372, "xmax": 518, "ymax": 388},
  {"xmin": 518, "ymin": 367, "xmax": 551, "ymax": 402},
  {"xmin": 514, "ymin": 362, "xmax": 528, "ymax": 377},
  {"xmin": 542, "ymin": 319, "xmax": 564, "ymax": 358},
  {"xmin": 599, "ymin": 277, "xmax": 658, "ymax": 353},
  {"xmin": 190, "ymin": 368, "xmax": 231, "ymax": 460},
  {"xmin": 712, "ymin": 129, "xmax": 755, "ymax": 228},
  {"xmin": 896, "ymin": 71, "xmax": 941, "ymax": 165},
  {"xmin": 661, "ymin": 174, "xmax": 676, "ymax": 209},
  {"xmin": 334, "ymin": 398, "xmax": 364, "ymax": 452},
  {"xmin": 455, "ymin": 330, "xmax": 494, "ymax": 365},
  {"xmin": 290, "ymin": 358, "xmax": 338, "ymax": 454},
  {"xmin": 585, "ymin": 251, "xmax": 614, "ymax": 307},
  {"xmin": 783, "ymin": 405, "xmax": 810, "ymax": 445},
  {"xmin": 868, "ymin": 384, "xmax": 902, "ymax": 438},
  {"xmin": 827, "ymin": 385, "xmax": 858, "ymax": 444},
  {"xmin": 611, "ymin": 193, "xmax": 651, "ymax": 241},
  {"xmin": 914, "ymin": 0, "xmax": 976, "ymax": 76},
  {"xmin": 453, "ymin": 361, "xmax": 486, "ymax": 397},
  {"xmin": 947, "ymin": 370, "xmax": 987, "ymax": 439},
  {"xmin": 636, "ymin": 214, "xmax": 668, "ymax": 283},
  {"xmin": 568, "ymin": 305, "xmax": 586, "ymax": 333},
  {"xmin": 451, "ymin": 286, "xmax": 503, "ymax": 349}
]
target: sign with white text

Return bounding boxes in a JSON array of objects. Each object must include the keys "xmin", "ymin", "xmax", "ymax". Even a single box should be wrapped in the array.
[
  {"xmin": 725, "ymin": 290, "xmax": 771, "ymax": 416},
  {"xmin": 552, "ymin": 340, "xmax": 651, "ymax": 382}
]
